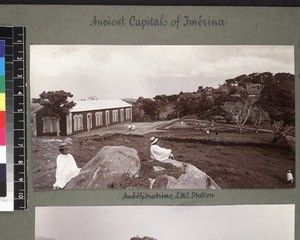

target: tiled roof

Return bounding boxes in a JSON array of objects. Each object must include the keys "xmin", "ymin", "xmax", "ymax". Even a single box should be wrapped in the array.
[{"xmin": 71, "ymin": 99, "xmax": 132, "ymax": 112}]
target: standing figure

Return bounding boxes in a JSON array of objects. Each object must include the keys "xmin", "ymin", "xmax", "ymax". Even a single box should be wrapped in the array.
[
  {"xmin": 287, "ymin": 170, "xmax": 294, "ymax": 185},
  {"xmin": 53, "ymin": 142, "xmax": 81, "ymax": 190}
]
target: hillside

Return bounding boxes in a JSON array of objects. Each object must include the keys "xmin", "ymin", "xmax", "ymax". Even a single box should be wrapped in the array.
[
  {"xmin": 225, "ymin": 72, "xmax": 294, "ymax": 90},
  {"xmin": 131, "ymin": 72, "xmax": 294, "ymax": 122}
]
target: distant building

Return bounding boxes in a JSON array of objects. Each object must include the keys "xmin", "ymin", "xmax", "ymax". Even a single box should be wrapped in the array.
[
  {"xmin": 178, "ymin": 92, "xmax": 194, "ymax": 100},
  {"xmin": 205, "ymin": 89, "xmax": 215, "ymax": 99},
  {"xmin": 193, "ymin": 92, "xmax": 204, "ymax": 98},
  {"xmin": 32, "ymin": 99, "xmax": 132, "ymax": 136},
  {"xmin": 230, "ymin": 86, "xmax": 246, "ymax": 98},
  {"xmin": 214, "ymin": 84, "xmax": 230, "ymax": 95},
  {"xmin": 246, "ymin": 84, "xmax": 265, "ymax": 97}
]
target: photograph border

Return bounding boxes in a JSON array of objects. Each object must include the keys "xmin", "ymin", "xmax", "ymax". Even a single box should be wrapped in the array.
[{"xmin": 0, "ymin": 5, "xmax": 298, "ymax": 240}]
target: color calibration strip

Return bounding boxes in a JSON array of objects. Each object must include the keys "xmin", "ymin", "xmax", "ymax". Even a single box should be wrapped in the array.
[
  {"xmin": 0, "ymin": 27, "xmax": 14, "ymax": 211},
  {"xmin": 0, "ymin": 40, "xmax": 6, "ymax": 197},
  {"xmin": 0, "ymin": 26, "xmax": 27, "ymax": 211}
]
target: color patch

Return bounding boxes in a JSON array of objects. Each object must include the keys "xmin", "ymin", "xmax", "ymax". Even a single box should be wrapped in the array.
[
  {"xmin": 0, "ymin": 146, "xmax": 5, "ymax": 164},
  {"xmin": 0, "ymin": 163, "xmax": 6, "ymax": 196},
  {"xmin": 0, "ymin": 93, "xmax": 5, "ymax": 111},
  {"xmin": 0, "ymin": 128, "xmax": 5, "ymax": 145},
  {"xmin": 0, "ymin": 111, "xmax": 5, "ymax": 128},
  {"xmin": 0, "ymin": 41, "xmax": 4, "ymax": 57},
  {"xmin": 0, "ymin": 58, "xmax": 4, "ymax": 76},
  {"xmin": 0, "ymin": 164, "xmax": 6, "ymax": 181},
  {"xmin": 0, "ymin": 76, "xmax": 4, "ymax": 93}
]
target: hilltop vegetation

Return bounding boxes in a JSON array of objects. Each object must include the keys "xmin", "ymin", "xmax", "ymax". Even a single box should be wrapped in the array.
[
  {"xmin": 130, "ymin": 72, "xmax": 294, "ymax": 143},
  {"xmin": 131, "ymin": 72, "xmax": 294, "ymax": 121}
]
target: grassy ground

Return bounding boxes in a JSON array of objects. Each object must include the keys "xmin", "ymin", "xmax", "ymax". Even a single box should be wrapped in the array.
[{"xmin": 32, "ymin": 122, "xmax": 295, "ymax": 190}]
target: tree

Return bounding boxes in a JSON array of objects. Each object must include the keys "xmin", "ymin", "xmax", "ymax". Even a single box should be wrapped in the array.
[
  {"xmin": 167, "ymin": 94, "xmax": 178, "ymax": 103},
  {"xmin": 258, "ymin": 83, "xmax": 295, "ymax": 143},
  {"xmin": 249, "ymin": 106, "xmax": 269, "ymax": 133},
  {"xmin": 154, "ymin": 94, "xmax": 167, "ymax": 102},
  {"xmin": 193, "ymin": 93, "xmax": 213, "ymax": 119},
  {"xmin": 142, "ymin": 99, "xmax": 161, "ymax": 121},
  {"xmin": 208, "ymin": 94, "xmax": 239, "ymax": 122},
  {"xmin": 197, "ymin": 85, "xmax": 204, "ymax": 92},
  {"xmin": 39, "ymin": 90, "xmax": 76, "ymax": 136},
  {"xmin": 132, "ymin": 105, "xmax": 146, "ymax": 122},
  {"xmin": 274, "ymin": 72, "xmax": 295, "ymax": 91},
  {"xmin": 222, "ymin": 98, "xmax": 256, "ymax": 133},
  {"xmin": 174, "ymin": 98, "xmax": 190, "ymax": 117}
]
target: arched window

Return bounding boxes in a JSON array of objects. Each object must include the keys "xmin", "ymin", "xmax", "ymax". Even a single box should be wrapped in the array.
[
  {"xmin": 95, "ymin": 111, "xmax": 104, "ymax": 126},
  {"xmin": 120, "ymin": 109, "xmax": 124, "ymax": 123},
  {"xmin": 125, "ymin": 108, "xmax": 131, "ymax": 120},
  {"xmin": 105, "ymin": 110, "xmax": 110, "ymax": 126},
  {"xmin": 112, "ymin": 110, "xmax": 118, "ymax": 122},
  {"xmin": 87, "ymin": 113, "xmax": 92, "ymax": 130},
  {"xmin": 73, "ymin": 114, "xmax": 83, "ymax": 131},
  {"xmin": 95, "ymin": 112, "xmax": 99, "ymax": 126},
  {"xmin": 99, "ymin": 111, "xmax": 103, "ymax": 126}
]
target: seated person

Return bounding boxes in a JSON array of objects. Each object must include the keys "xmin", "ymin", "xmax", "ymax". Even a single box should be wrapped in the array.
[{"xmin": 149, "ymin": 136, "xmax": 174, "ymax": 161}]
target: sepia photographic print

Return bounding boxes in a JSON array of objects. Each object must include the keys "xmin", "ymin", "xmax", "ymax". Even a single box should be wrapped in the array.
[
  {"xmin": 30, "ymin": 45, "xmax": 295, "ymax": 190},
  {"xmin": 35, "ymin": 205, "xmax": 295, "ymax": 240}
]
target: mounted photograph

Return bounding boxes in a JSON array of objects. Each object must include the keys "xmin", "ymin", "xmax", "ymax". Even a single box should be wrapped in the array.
[
  {"xmin": 35, "ymin": 205, "xmax": 295, "ymax": 240},
  {"xmin": 30, "ymin": 45, "xmax": 295, "ymax": 190}
]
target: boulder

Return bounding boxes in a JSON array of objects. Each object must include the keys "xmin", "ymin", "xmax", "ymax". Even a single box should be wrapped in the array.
[
  {"xmin": 153, "ymin": 163, "xmax": 220, "ymax": 189},
  {"xmin": 160, "ymin": 158, "xmax": 183, "ymax": 167},
  {"xmin": 65, "ymin": 146, "xmax": 141, "ymax": 189},
  {"xmin": 153, "ymin": 166, "xmax": 166, "ymax": 172}
]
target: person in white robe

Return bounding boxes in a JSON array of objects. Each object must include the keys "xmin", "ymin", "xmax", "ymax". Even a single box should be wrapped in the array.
[
  {"xmin": 150, "ymin": 136, "xmax": 174, "ymax": 161},
  {"xmin": 53, "ymin": 142, "xmax": 80, "ymax": 189}
]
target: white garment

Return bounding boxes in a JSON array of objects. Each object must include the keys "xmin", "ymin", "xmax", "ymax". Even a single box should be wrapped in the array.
[
  {"xmin": 150, "ymin": 144, "xmax": 172, "ymax": 161},
  {"xmin": 53, "ymin": 154, "xmax": 80, "ymax": 188}
]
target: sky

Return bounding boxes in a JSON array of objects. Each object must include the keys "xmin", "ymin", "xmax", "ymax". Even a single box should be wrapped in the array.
[
  {"xmin": 30, "ymin": 45, "xmax": 294, "ymax": 100},
  {"xmin": 35, "ymin": 205, "xmax": 294, "ymax": 240}
]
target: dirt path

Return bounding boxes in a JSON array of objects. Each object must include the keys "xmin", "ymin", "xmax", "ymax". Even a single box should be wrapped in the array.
[{"xmin": 73, "ymin": 121, "xmax": 171, "ymax": 138}]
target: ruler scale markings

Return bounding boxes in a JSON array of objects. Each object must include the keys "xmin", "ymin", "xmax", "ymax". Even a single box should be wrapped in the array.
[
  {"xmin": 11, "ymin": 27, "xmax": 26, "ymax": 211},
  {"xmin": 13, "ymin": 27, "xmax": 27, "ymax": 210}
]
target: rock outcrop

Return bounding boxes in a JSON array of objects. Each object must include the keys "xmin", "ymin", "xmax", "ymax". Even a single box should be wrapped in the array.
[
  {"xmin": 65, "ymin": 146, "xmax": 141, "ymax": 189},
  {"xmin": 152, "ymin": 159, "xmax": 220, "ymax": 189}
]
